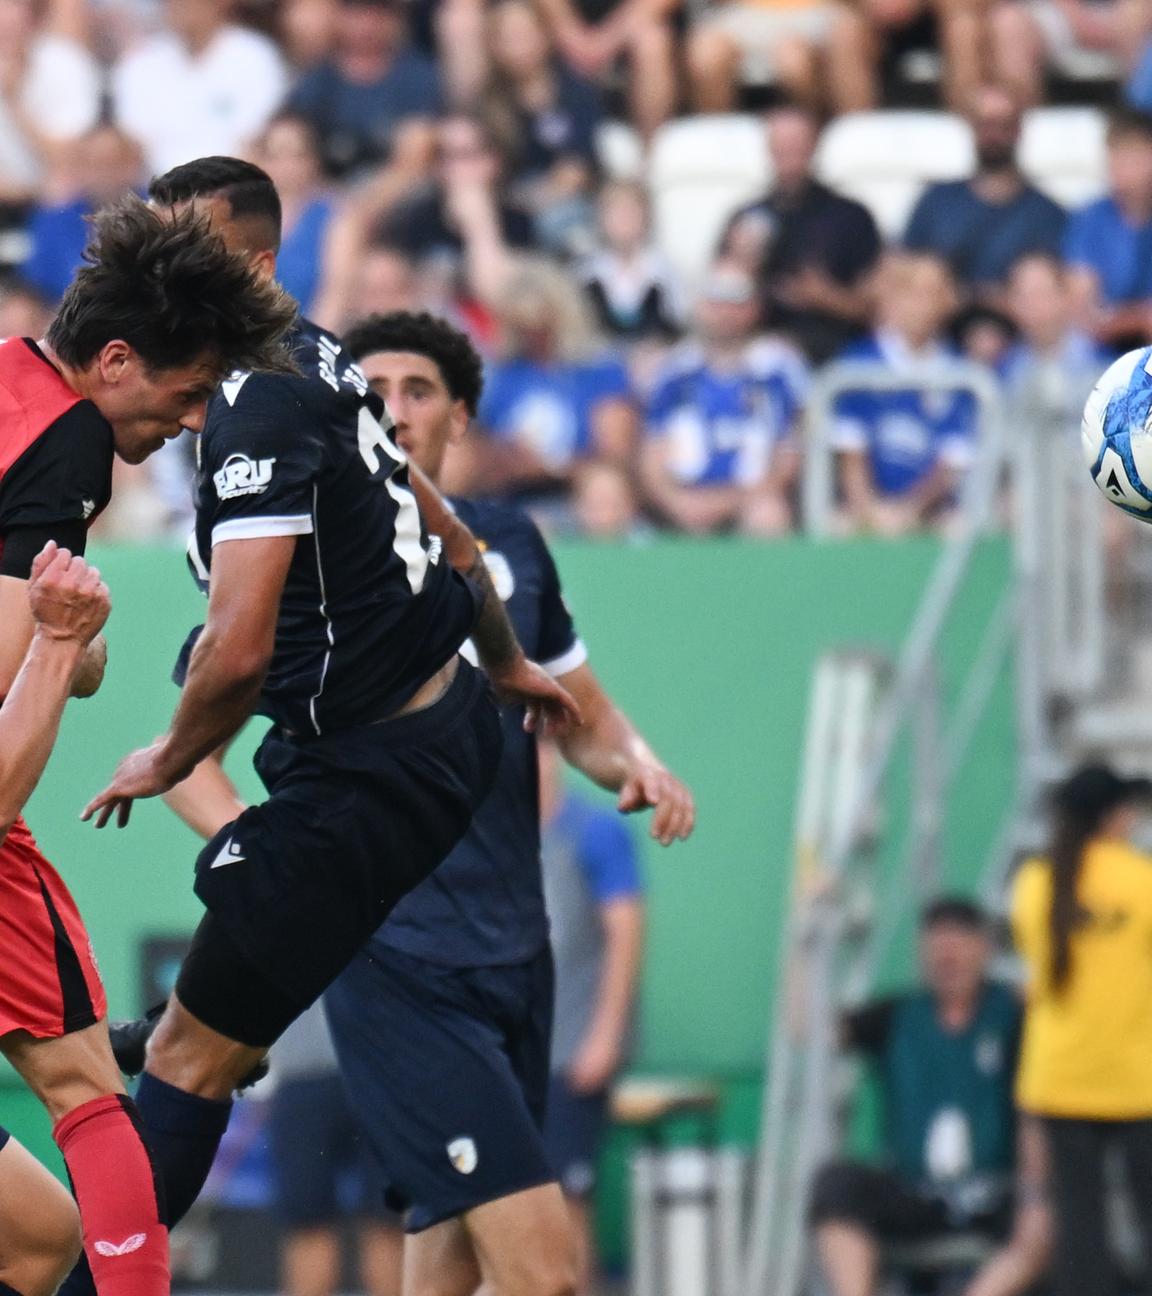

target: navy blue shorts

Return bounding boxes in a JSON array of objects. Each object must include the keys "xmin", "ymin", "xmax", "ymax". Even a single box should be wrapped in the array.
[
  {"xmin": 180, "ymin": 661, "xmax": 503, "ymax": 1046},
  {"xmin": 543, "ymin": 1075, "xmax": 610, "ymax": 1198},
  {"xmin": 268, "ymin": 1073, "xmax": 395, "ymax": 1228},
  {"xmin": 324, "ymin": 942, "xmax": 556, "ymax": 1232}
]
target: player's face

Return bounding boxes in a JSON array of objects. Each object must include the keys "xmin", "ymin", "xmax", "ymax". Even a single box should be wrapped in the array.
[
  {"xmin": 93, "ymin": 346, "xmax": 221, "ymax": 463},
  {"xmin": 357, "ymin": 350, "xmax": 468, "ymax": 483}
]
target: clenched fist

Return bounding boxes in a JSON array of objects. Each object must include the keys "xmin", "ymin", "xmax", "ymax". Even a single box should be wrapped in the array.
[{"xmin": 27, "ymin": 542, "xmax": 110, "ymax": 647}]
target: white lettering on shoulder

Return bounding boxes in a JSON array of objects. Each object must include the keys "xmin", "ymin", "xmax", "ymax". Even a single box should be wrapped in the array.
[{"xmin": 214, "ymin": 453, "xmax": 276, "ymax": 500}]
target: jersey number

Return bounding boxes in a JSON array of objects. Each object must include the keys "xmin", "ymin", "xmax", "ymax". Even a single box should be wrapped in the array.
[{"xmin": 357, "ymin": 407, "xmax": 430, "ymax": 594}]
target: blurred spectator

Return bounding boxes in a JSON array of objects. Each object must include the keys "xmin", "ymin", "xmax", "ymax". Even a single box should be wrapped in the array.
[
  {"xmin": 569, "ymin": 459, "xmax": 652, "ymax": 540},
  {"xmin": 346, "ymin": 242, "xmax": 420, "ymax": 321},
  {"xmin": 579, "ymin": 179, "xmax": 684, "ymax": 344},
  {"xmin": 0, "ymin": 278, "xmax": 51, "ymax": 338},
  {"xmin": 810, "ymin": 899, "xmax": 1028, "ymax": 1296},
  {"xmin": 112, "ymin": 0, "xmax": 289, "ymax": 176},
  {"xmin": 903, "ymin": 85, "xmax": 1065, "ymax": 304},
  {"xmin": 1065, "ymin": 108, "xmax": 1152, "ymax": 353},
  {"xmin": 831, "ymin": 253, "xmax": 975, "ymax": 537},
  {"xmin": 20, "ymin": 123, "xmax": 143, "ymax": 305},
  {"xmin": 686, "ymin": 0, "xmax": 836, "ymax": 113},
  {"xmin": 824, "ymin": 0, "xmax": 984, "ymax": 112},
  {"xmin": 535, "ymin": 0, "xmax": 680, "ymax": 139},
  {"xmin": 254, "ymin": 112, "xmax": 338, "ymax": 315},
  {"xmin": 270, "ymin": 1004, "xmax": 402, "ymax": 1296},
  {"xmin": 720, "ymin": 106, "xmax": 881, "ymax": 364},
  {"xmin": 1003, "ymin": 253, "xmax": 1104, "ymax": 395},
  {"xmin": 287, "ymin": 0, "xmax": 442, "ymax": 177},
  {"xmin": 641, "ymin": 260, "xmax": 805, "ymax": 536},
  {"xmin": 539, "ymin": 738, "xmax": 645, "ymax": 1295},
  {"xmin": 480, "ymin": 0, "xmax": 602, "ymax": 254},
  {"xmin": 479, "ymin": 257, "xmax": 637, "ymax": 498},
  {"xmin": 1013, "ymin": 764, "xmax": 1152, "ymax": 1296},
  {"xmin": 278, "ymin": 0, "xmax": 338, "ymax": 68},
  {"xmin": 382, "ymin": 115, "xmax": 536, "ymax": 302},
  {"xmin": 951, "ymin": 304, "xmax": 1017, "ymax": 372},
  {"xmin": 0, "ymin": 0, "xmax": 102, "ymax": 201},
  {"xmin": 993, "ymin": 0, "xmax": 1150, "ymax": 106}
]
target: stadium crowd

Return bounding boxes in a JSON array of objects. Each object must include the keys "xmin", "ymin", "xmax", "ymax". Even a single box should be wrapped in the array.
[{"xmin": 0, "ymin": 0, "xmax": 1143, "ymax": 543}]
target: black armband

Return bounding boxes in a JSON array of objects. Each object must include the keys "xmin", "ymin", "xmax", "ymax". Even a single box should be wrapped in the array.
[{"xmin": 0, "ymin": 522, "xmax": 88, "ymax": 579}]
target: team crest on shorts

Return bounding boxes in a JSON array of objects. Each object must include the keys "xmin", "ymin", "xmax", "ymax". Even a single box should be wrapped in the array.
[{"xmin": 447, "ymin": 1137, "xmax": 478, "ymax": 1175}]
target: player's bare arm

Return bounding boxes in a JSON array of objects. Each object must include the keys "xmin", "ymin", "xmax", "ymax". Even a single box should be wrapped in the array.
[
  {"xmin": 82, "ymin": 535, "xmax": 293, "ymax": 828},
  {"xmin": 556, "ymin": 662, "xmax": 695, "ymax": 847},
  {"xmin": 0, "ymin": 543, "xmax": 109, "ymax": 835},
  {"xmin": 163, "ymin": 739, "xmax": 245, "ymax": 842},
  {"xmin": 407, "ymin": 461, "xmax": 583, "ymax": 736},
  {"xmin": 0, "ymin": 576, "xmax": 107, "ymax": 702}
]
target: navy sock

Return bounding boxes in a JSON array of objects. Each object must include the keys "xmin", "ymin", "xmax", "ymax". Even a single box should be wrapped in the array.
[{"xmin": 132, "ymin": 1072, "xmax": 232, "ymax": 1227}]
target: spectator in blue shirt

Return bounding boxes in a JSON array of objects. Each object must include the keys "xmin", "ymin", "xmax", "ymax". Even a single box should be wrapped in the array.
[
  {"xmin": 904, "ymin": 84, "xmax": 1065, "ymax": 303},
  {"xmin": 254, "ymin": 113, "xmax": 339, "ymax": 318},
  {"xmin": 480, "ymin": 0, "xmax": 603, "ymax": 254},
  {"xmin": 832, "ymin": 253, "xmax": 976, "ymax": 537},
  {"xmin": 641, "ymin": 259, "xmax": 806, "ymax": 535},
  {"xmin": 479, "ymin": 257, "xmax": 637, "ymax": 500},
  {"xmin": 539, "ymin": 738, "xmax": 645, "ymax": 1295},
  {"xmin": 288, "ymin": 0, "xmax": 443, "ymax": 177},
  {"xmin": 1065, "ymin": 108, "xmax": 1152, "ymax": 353},
  {"xmin": 21, "ymin": 122, "xmax": 143, "ymax": 305}
]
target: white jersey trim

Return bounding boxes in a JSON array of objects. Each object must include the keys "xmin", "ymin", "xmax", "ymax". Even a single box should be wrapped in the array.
[
  {"xmin": 541, "ymin": 639, "xmax": 588, "ymax": 679},
  {"xmin": 211, "ymin": 514, "xmax": 314, "ymax": 546}
]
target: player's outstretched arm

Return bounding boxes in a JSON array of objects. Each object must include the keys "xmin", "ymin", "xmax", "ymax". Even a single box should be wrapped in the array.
[
  {"xmin": 406, "ymin": 462, "xmax": 582, "ymax": 736},
  {"xmin": 0, "ymin": 543, "xmax": 110, "ymax": 835},
  {"xmin": 556, "ymin": 663, "xmax": 695, "ymax": 847},
  {"xmin": 82, "ymin": 536, "xmax": 292, "ymax": 829}
]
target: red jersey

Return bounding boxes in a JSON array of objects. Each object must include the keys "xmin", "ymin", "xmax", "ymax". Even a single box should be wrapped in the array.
[{"xmin": 0, "ymin": 337, "xmax": 114, "ymax": 578}]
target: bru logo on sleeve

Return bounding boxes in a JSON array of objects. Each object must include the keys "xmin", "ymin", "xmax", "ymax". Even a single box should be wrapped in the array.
[{"xmin": 214, "ymin": 454, "xmax": 276, "ymax": 500}]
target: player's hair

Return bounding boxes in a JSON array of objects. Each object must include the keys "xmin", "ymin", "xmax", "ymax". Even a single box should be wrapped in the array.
[
  {"xmin": 343, "ymin": 311, "xmax": 485, "ymax": 416},
  {"xmin": 46, "ymin": 196, "xmax": 298, "ymax": 376},
  {"xmin": 148, "ymin": 156, "xmax": 283, "ymax": 253}
]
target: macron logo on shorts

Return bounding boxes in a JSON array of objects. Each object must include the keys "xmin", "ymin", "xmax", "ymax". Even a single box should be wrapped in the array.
[
  {"xmin": 447, "ymin": 1137, "xmax": 478, "ymax": 1175},
  {"xmin": 209, "ymin": 838, "xmax": 246, "ymax": 870},
  {"xmin": 94, "ymin": 1234, "xmax": 146, "ymax": 1257}
]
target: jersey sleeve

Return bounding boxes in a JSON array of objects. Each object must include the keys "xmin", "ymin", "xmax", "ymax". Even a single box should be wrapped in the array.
[
  {"xmin": 526, "ymin": 518, "xmax": 586, "ymax": 677},
  {"xmin": 200, "ymin": 377, "xmax": 326, "ymax": 548},
  {"xmin": 579, "ymin": 809, "xmax": 643, "ymax": 903},
  {"xmin": 0, "ymin": 402, "xmax": 112, "ymax": 576}
]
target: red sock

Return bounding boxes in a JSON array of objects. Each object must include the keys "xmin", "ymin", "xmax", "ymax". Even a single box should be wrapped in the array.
[{"xmin": 53, "ymin": 1096, "xmax": 169, "ymax": 1296}]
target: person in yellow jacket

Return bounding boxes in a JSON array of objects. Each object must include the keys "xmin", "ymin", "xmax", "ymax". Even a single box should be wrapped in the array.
[{"xmin": 1012, "ymin": 762, "xmax": 1152, "ymax": 1296}]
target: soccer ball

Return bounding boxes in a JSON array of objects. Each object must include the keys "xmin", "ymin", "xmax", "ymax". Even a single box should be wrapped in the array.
[{"xmin": 1083, "ymin": 346, "xmax": 1152, "ymax": 520}]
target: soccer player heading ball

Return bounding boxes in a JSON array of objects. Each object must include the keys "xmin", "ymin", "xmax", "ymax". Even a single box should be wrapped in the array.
[{"xmin": 0, "ymin": 200, "xmax": 296, "ymax": 1296}]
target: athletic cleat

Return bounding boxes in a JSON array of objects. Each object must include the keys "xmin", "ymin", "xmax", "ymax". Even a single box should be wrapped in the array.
[{"xmin": 109, "ymin": 1002, "xmax": 271, "ymax": 1092}]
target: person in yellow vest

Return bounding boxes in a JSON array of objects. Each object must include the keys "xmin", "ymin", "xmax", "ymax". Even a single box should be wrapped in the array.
[{"xmin": 1012, "ymin": 762, "xmax": 1152, "ymax": 1296}]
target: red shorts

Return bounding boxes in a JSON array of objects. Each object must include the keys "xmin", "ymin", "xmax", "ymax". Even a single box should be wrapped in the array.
[{"xmin": 0, "ymin": 816, "xmax": 106, "ymax": 1038}]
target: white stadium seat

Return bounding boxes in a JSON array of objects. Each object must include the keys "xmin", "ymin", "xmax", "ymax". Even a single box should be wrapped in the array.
[
  {"xmin": 647, "ymin": 114, "xmax": 770, "ymax": 287},
  {"xmin": 1018, "ymin": 107, "xmax": 1107, "ymax": 210},
  {"xmin": 815, "ymin": 111, "xmax": 973, "ymax": 239},
  {"xmin": 596, "ymin": 119, "xmax": 645, "ymax": 181}
]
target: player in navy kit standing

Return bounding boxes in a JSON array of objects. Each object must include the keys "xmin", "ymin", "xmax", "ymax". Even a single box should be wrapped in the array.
[
  {"xmin": 64, "ymin": 159, "xmax": 580, "ymax": 1296},
  {"xmin": 164, "ymin": 310, "xmax": 695, "ymax": 1296}
]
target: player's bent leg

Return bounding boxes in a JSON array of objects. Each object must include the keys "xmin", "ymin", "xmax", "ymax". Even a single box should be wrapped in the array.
[
  {"xmin": 0, "ymin": 1134, "xmax": 83, "ymax": 1296},
  {"xmin": 402, "ymin": 1218, "xmax": 481, "ymax": 1296},
  {"xmin": 463, "ymin": 1183, "xmax": 577, "ymax": 1296},
  {"xmin": 143, "ymin": 995, "xmax": 268, "ymax": 1101},
  {"xmin": 1, "ymin": 1025, "xmax": 169, "ymax": 1296}
]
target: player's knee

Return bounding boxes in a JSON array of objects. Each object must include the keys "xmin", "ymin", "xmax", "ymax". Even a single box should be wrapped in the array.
[{"xmin": 11, "ymin": 1196, "xmax": 83, "ymax": 1296}]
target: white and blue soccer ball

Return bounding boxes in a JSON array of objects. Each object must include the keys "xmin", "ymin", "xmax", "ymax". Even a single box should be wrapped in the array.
[{"xmin": 1083, "ymin": 347, "xmax": 1152, "ymax": 520}]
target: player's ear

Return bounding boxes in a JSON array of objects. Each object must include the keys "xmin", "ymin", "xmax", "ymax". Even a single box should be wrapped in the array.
[
  {"xmin": 96, "ymin": 340, "xmax": 132, "ymax": 384},
  {"xmin": 448, "ymin": 400, "xmax": 470, "ymax": 445},
  {"xmin": 251, "ymin": 248, "xmax": 277, "ymax": 283}
]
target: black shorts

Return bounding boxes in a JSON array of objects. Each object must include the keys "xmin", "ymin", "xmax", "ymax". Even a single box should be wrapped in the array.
[
  {"xmin": 268, "ymin": 1072, "xmax": 396, "ymax": 1228},
  {"xmin": 178, "ymin": 660, "xmax": 502, "ymax": 1047},
  {"xmin": 543, "ymin": 1075, "xmax": 611, "ymax": 1199},
  {"xmin": 324, "ymin": 941, "xmax": 556, "ymax": 1233}
]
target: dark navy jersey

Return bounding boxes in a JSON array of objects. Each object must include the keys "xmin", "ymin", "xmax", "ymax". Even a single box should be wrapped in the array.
[
  {"xmin": 190, "ymin": 320, "xmax": 480, "ymax": 735},
  {"xmin": 373, "ymin": 498, "xmax": 585, "ymax": 968}
]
